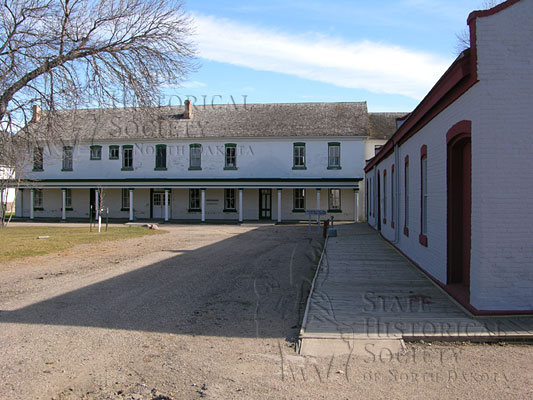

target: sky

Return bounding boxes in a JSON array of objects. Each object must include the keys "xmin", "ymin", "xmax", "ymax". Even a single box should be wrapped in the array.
[{"xmin": 164, "ymin": 0, "xmax": 493, "ymax": 112}]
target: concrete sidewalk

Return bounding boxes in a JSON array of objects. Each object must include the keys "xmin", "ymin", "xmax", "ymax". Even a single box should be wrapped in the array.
[{"xmin": 299, "ymin": 223, "xmax": 533, "ymax": 356}]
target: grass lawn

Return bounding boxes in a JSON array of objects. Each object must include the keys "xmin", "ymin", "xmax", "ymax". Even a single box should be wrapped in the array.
[{"xmin": 0, "ymin": 226, "xmax": 166, "ymax": 263}]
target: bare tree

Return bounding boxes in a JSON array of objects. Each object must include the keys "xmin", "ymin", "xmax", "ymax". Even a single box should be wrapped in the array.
[
  {"xmin": 455, "ymin": 0, "xmax": 505, "ymax": 54},
  {"xmin": 0, "ymin": 0, "xmax": 197, "ymax": 226}
]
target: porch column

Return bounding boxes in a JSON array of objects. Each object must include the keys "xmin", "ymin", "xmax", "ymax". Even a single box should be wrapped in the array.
[
  {"xmin": 61, "ymin": 188, "xmax": 66, "ymax": 221},
  {"xmin": 354, "ymin": 188, "xmax": 359, "ymax": 222},
  {"xmin": 129, "ymin": 189, "xmax": 134, "ymax": 221},
  {"xmin": 30, "ymin": 188, "xmax": 34, "ymax": 220},
  {"xmin": 277, "ymin": 189, "xmax": 282, "ymax": 223},
  {"xmin": 201, "ymin": 189, "xmax": 206, "ymax": 223},
  {"xmin": 164, "ymin": 189, "xmax": 169, "ymax": 222},
  {"xmin": 95, "ymin": 189, "xmax": 99, "ymax": 220},
  {"xmin": 238, "ymin": 189, "xmax": 243, "ymax": 223},
  {"xmin": 15, "ymin": 189, "xmax": 23, "ymax": 218}
]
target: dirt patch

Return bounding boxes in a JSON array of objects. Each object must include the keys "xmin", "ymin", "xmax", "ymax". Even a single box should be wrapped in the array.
[{"xmin": 0, "ymin": 223, "xmax": 531, "ymax": 399}]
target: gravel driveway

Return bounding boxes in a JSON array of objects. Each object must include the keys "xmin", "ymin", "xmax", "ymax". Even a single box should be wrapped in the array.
[{"xmin": 0, "ymin": 223, "xmax": 531, "ymax": 399}]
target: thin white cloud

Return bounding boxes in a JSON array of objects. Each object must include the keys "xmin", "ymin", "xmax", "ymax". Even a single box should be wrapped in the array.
[
  {"xmin": 180, "ymin": 81, "xmax": 207, "ymax": 89},
  {"xmin": 192, "ymin": 14, "xmax": 452, "ymax": 100}
]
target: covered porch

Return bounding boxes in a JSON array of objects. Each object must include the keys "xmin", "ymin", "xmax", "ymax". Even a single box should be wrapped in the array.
[{"xmin": 15, "ymin": 179, "xmax": 362, "ymax": 223}]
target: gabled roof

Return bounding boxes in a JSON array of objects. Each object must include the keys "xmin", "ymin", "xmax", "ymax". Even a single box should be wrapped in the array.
[{"xmin": 25, "ymin": 102, "xmax": 404, "ymax": 142}]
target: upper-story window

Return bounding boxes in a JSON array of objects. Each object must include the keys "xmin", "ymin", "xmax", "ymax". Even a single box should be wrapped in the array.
[
  {"xmin": 109, "ymin": 146, "xmax": 119, "ymax": 160},
  {"xmin": 293, "ymin": 143, "xmax": 306, "ymax": 169},
  {"xmin": 328, "ymin": 142, "xmax": 341, "ymax": 169},
  {"xmin": 225, "ymin": 143, "xmax": 237, "ymax": 169},
  {"xmin": 33, "ymin": 147, "xmax": 43, "ymax": 171},
  {"xmin": 62, "ymin": 146, "xmax": 73, "ymax": 171},
  {"xmin": 155, "ymin": 144, "xmax": 167, "ymax": 170},
  {"xmin": 189, "ymin": 144, "xmax": 201, "ymax": 170},
  {"xmin": 122, "ymin": 145, "xmax": 133, "ymax": 170},
  {"xmin": 90, "ymin": 145, "xmax": 102, "ymax": 160}
]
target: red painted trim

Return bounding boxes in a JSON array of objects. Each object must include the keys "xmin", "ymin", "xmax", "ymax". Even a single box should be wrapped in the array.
[
  {"xmin": 467, "ymin": 0, "xmax": 521, "ymax": 23},
  {"xmin": 367, "ymin": 222, "xmax": 533, "ymax": 316},
  {"xmin": 364, "ymin": 51, "xmax": 475, "ymax": 173},
  {"xmin": 383, "ymin": 169, "xmax": 387, "ymax": 225},
  {"xmin": 391, "ymin": 163, "xmax": 395, "ymax": 228},
  {"xmin": 419, "ymin": 145, "xmax": 428, "ymax": 247},
  {"xmin": 446, "ymin": 120, "xmax": 472, "ymax": 144}
]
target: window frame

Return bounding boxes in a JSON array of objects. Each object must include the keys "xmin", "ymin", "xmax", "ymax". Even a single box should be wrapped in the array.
[
  {"xmin": 64, "ymin": 188, "xmax": 72, "ymax": 209},
  {"xmin": 419, "ymin": 146, "xmax": 428, "ymax": 246},
  {"xmin": 90, "ymin": 145, "xmax": 102, "ymax": 160},
  {"xmin": 327, "ymin": 142, "xmax": 341, "ymax": 169},
  {"xmin": 224, "ymin": 143, "xmax": 237, "ymax": 170},
  {"xmin": 293, "ymin": 143, "xmax": 306, "ymax": 169},
  {"xmin": 328, "ymin": 188, "xmax": 341, "ymax": 212},
  {"xmin": 224, "ymin": 188, "xmax": 236, "ymax": 211},
  {"xmin": 33, "ymin": 188, "xmax": 43, "ymax": 209},
  {"xmin": 189, "ymin": 144, "xmax": 202, "ymax": 170},
  {"xmin": 121, "ymin": 188, "xmax": 130, "ymax": 210},
  {"xmin": 33, "ymin": 147, "xmax": 43, "ymax": 171},
  {"xmin": 62, "ymin": 146, "xmax": 73, "ymax": 171},
  {"xmin": 122, "ymin": 145, "xmax": 133, "ymax": 170},
  {"xmin": 188, "ymin": 188, "xmax": 201, "ymax": 211},
  {"xmin": 293, "ymin": 188, "xmax": 306, "ymax": 211},
  {"xmin": 109, "ymin": 145, "xmax": 120, "ymax": 160},
  {"xmin": 155, "ymin": 144, "xmax": 167, "ymax": 170}
]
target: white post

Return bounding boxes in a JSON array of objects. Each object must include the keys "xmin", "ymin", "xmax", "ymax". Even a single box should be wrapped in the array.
[
  {"xmin": 129, "ymin": 189, "xmax": 134, "ymax": 221},
  {"xmin": 164, "ymin": 189, "xmax": 169, "ymax": 222},
  {"xmin": 61, "ymin": 189, "xmax": 66, "ymax": 221},
  {"xmin": 30, "ymin": 188, "xmax": 34, "ymax": 220},
  {"xmin": 95, "ymin": 189, "xmax": 99, "ymax": 220},
  {"xmin": 277, "ymin": 189, "xmax": 282, "ymax": 224},
  {"xmin": 201, "ymin": 189, "xmax": 206, "ymax": 223},
  {"xmin": 316, "ymin": 189, "xmax": 321, "ymax": 221},
  {"xmin": 238, "ymin": 189, "xmax": 243, "ymax": 223},
  {"xmin": 354, "ymin": 189, "xmax": 359, "ymax": 223}
]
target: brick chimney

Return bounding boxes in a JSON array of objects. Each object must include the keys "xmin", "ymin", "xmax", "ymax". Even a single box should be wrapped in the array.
[
  {"xmin": 31, "ymin": 105, "xmax": 42, "ymax": 123},
  {"xmin": 184, "ymin": 100, "xmax": 192, "ymax": 119}
]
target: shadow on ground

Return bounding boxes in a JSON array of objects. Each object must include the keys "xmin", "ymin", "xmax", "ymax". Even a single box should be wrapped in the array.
[{"xmin": 0, "ymin": 225, "xmax": 323, "ymax": 339}]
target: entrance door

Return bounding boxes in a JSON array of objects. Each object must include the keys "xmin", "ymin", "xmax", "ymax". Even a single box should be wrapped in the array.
[
  {"xmin": 377, "ymin": 172, "xmax": 381, "ymax": 231},
  {"xmin": 448, "ymin": 137, "xmax": 471, "ymax": 288},
  {"xmin": 259, "ymin": 189, "xmax": 272, "ymax": 220},
  {"xmin": 152, "ymin": 191, "xmax": 167, "ymax": 219},
  {"xmin": 89, "ymin": 188, "xmax": 96, "ymax": 219}
]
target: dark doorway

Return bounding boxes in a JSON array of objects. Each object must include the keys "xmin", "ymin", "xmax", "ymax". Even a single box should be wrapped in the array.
[
  {"xmin": 447, "ymin": 135, "xmax": 472, "ymax": 290},
  {"xmin": 377, "ymin": 172, "xmax": 381, "ymax": 231},
  {"xmin": 259, "ymin": 189, "xmax": 272, "ymax": 220},
  {"xmin": 89, "ymin": 188, "xmax": 96, "ymax": 219}
]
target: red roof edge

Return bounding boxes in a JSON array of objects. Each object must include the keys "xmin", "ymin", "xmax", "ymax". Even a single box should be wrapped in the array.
[{"xmin": 467, "ymin": 0, "xmax": 521, "ymax": 24}]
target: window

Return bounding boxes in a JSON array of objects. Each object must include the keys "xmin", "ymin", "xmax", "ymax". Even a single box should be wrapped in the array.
[
  {"xmin": 420, "ymin": 146, "xmax": 428, "ymax": 246},
  {"xmin": 65, "ymin": 189, "xmax": 72, "ymax": 208},
  {"xmin": 328, "ymin": 189, "xmax": 341, "ymax": 211},
  {"xmin": 293, "ymin": 143, "xmax": 306, "ymax": 169},
  {"xmin": 293, "ymin": 189, "xmax": 305, "ymax": 211},
  {"xmin": 328, "ymin": 143, "xmax": 341, "ymax": 168},
  {"xmin": 225, "ymin": 143, "xmax": 237, "ymax": 169},
  {"xmin": 122, "ymin": 189, "xmax": 130, "ymax": 210},
  {"xmin": 122, "ymin": 145, "xmax": 133, "ymax": 170},
  {"xmin": 155, "ymin": 144, "xmax": 167, "ymax": 170},
  {"xmin": 189, "ymin": 188, "xmax": 201, "ymax": 210},
  {"xmin": 224, "ymin": 189, "xmax": 236, "ymax": 211},
  {"xmin": 109, "ymin": 146, "xmax": 119, "ymax": 160},
  {"xmin": 90, "ymin": 145, "xmax": 102, "ymax": 160},
  {"xmin": 391, "ymin": 165, "xmax": 395, "ymax": 228},
  {"xmin": 404, "ymin": 156, "xmax": 410, "ymax": 236},
  {"xmin": 189, "ymin": 144, "xmax": 201, "ymax": 170},
  {"xmin": 383, "ymin": 169, "xmax": 387, "ymax": 224},
  {"xmin": 33, "ymin": 189, "xmax": 43, "ymax": 209},
  {"xmin": 33, "ymin": 147, "xmax": 43, "ymax": 171},
  {"xmin": 62, "ymin": 146, "xmax": 73, "ymax": 171}
]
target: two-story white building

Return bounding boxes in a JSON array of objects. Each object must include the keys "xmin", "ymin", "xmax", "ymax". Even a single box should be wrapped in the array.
[{"xmin": 16, "ymin": 102, "xmax": 401, "ymax": 223}]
